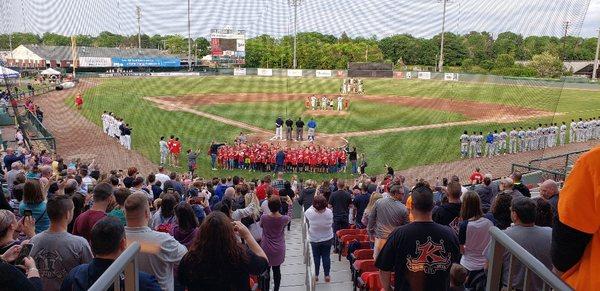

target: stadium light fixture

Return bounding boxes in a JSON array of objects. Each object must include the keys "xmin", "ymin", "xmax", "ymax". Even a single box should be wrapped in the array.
[
  {"xmin": 288, "ymin": 0, "xmax": 303, "ymax": 69},
  {"xmin": 593, "ymin": 28, "xmax": 599, "ymax": 81},
  {"xmin": 188, "ymin": 0, "xmax": 192, "ymax": 71}
]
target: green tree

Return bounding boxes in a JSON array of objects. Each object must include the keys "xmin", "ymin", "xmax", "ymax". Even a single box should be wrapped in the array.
[
  {"xmin": 194, "ymin": 37, "xmax": 211, "ymax": 58},
  {"xmin": 495, "ymin": 53, "xmax": 515, "ymax": 68},
  {"xmin": 529, "ymin": 52, "xmax": 563, "ymax": 78},
  {"xmin": 463, "ymin": 31, "xmax": 494, "ymax": 64},
  {"xmin": 7, "ymin": 33, "xmax": 41, "ymax": 48},
  {"xmin": 76, "ymin": 35, "xmax": 94, "ymax": 47},
  {"xmin": 93, "ymin": 31, "xmax": 125, "ymax": 47},
  {"xmin": 492, "ymin": 32, "xmax": 525, "ymax": 59},
  {"xmin": 164, "ymin": 35, "xmax": 188, "ymax": 55},
  {"xmin": 433, "ymin": 32, "xmax": 467, "ymax": 66},
  {"xmin": 378, "ymin": 34, "xmax": 420, "ymax": 65},
  {"xmin": 42, "ymin": 33, "xmax": 70, "ymax": 46}
]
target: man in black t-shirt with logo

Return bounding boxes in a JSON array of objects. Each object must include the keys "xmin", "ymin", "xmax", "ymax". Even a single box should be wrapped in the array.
[
  {"xmin": 375, "ymin": 182, "xmax": 460, "ymax": 291},
  {"xmin": 432, "ymin": 181, "xmax": 462, "ymax": 236}
]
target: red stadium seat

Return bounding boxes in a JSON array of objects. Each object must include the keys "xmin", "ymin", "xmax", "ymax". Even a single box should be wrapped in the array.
[
  {"xmin": 352, "ymin": 259, "xmax": 378, "ymax": 289},
  {"xmin": 339, "ymin": 234, "xmax": 369, "ymax": 260},
  {"xmin": 357, "ymin": 271, "xmax": 382, "ymax": 291}
]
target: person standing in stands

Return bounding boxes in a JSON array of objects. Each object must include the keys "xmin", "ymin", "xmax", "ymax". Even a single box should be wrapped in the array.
[
  {"xmin": 260, "ymin": 196, "xmax": 291, "ymax": 291},
  {"xmin": 511, "ymin": 172, "xmax": 531, "ymax": 197},
  {"xmin": 375, "ymin": 182, "xmax": 460, "ymax": 291},
  {"xmin": 73, "ymin": 183, "xmax": 114, "ymax": 242},
  {"xmin": 432, "ymin": 181, "xmax": 462, "ymax": 235},
  {"xmin": 328, "ymin": 181, "xmax": 352, "ymax": 250},
  {"xmin": 61, "ymin": 217, "xmax": 160, "ymax": 291},
  {"xmin": 539, "ymin": 179, "xmax": 559, "ymax": 220},
  {"xmin": 124, "ymin": 193, "xmax": 187, "ymax": 291},
  {"xmin": 178, "ymin": 211, "xmax": 268, "ymax": 290},
  {"xmin": 368, "ymin": 184, "xmax": 409, "ymax": 259},
  {"xmin": 296, "ymin": 117, "xmax": 305, "ymax": 141},
  {"xmin": 552, "ymin": 146, "xmax": 600, "ymax": 290},
  {"xmin": 30, "ymin": 195, "xmax": 93, "ymax": 291},
  {"xmin": 304, "ymin": 195, "xmax": 334, "ymax": 283},
  {"xmin": 484, "ymin": 197, "xmax": 552, "ymax": 290}
]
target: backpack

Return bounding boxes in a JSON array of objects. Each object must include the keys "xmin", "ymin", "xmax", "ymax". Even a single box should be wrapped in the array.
[{"xmin": 156, "ymin": 216, "xmax": 176, "ymax": 233}]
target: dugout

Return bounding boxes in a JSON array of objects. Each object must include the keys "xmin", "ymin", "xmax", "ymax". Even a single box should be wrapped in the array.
[{"xmin": 347, "ymin": 62, "xmax": 393, "ymax": 78}]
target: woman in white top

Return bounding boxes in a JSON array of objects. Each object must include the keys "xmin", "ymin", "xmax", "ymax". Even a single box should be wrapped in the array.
[
  {"xmin": 304, "ymin": 195, "xmax": 334, "ymax": 283},
  {"xmin": 458, "ymin": 191, "xmax": 494, "ymax": 287}
]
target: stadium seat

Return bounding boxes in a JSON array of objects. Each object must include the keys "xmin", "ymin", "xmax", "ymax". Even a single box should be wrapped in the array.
[
  {"xmin": 352, "ymin": 259, "xmax": 377, "ymax": 290},
  {"xmin": 339, "ymin": 234, "xmax": 369, "ymax": 261},
  {"xmin": 349, "ymin": 248, "xmax": 374, "ymax": 268},
  {"xmin": 357, "ymin": 271, "xmax": 382, "ymax": 291},
  {"xmin": 336, "ymin": 229, "xmax": 367, "ymax": 253}
]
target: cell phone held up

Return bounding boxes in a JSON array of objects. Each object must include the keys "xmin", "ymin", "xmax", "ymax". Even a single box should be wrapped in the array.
[
  {"xmin": 23, "ymin": 209, "xmax": 33, "ymax": 217},
  {"xmin": 15, "ymin": 243, "xmax": 34, "ymax": 266}
]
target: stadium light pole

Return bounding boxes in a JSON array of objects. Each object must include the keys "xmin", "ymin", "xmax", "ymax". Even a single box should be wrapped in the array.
[
  {"xmin": 437, "ymin": 0, "xmax": 449, "ymax": 72},
  {"xmin": 288, "ymin": 0, "xmax": 303, "ymax": 69},
  {"xmin": 593, "ymin": 28, "xmax": 600, "ymax": 81},
  {"xmin": 187, "ymin": 0, "xmax": 192, "ymax": 71},
  {"xmin": 136, "ymin": 5, "xmax": 142, "ymax": 50}
]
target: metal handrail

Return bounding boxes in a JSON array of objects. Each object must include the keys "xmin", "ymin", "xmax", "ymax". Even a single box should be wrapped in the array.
[
  {"xmin": 485, "ymin": 227, "xmax": 572, "ymax": 291},
  {"xmin": 89, "ymin": 242, "xmax": 141, "ymax": 291},
  {"xmin": 302, "ymin": 213, "xmax": 316, "ymax": 291},
  {"xmin": 511, "ymin": 163, "xmax": 567, "ymax": 182}
]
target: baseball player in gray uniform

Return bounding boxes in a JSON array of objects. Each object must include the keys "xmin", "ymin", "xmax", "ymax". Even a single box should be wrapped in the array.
[
  {"xmin": 460, "ymin": 131, "xmax": 470, "ymax": 158},
  {"xmin": 509, "ymin": 127, "xmax": 518, "ymax": 154},
  {"xmin": 469, "ymin": 131, "xmax": 478, "ymax": 158},
  {"xmin": 560, "ymin": 122, "xmax": 567, "ymax": 146}
]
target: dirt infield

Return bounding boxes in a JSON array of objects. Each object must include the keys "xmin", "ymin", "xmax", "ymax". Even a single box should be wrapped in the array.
[{"xmin": 158, "ymin": 93, "xmax": 550, "ymax": 120}]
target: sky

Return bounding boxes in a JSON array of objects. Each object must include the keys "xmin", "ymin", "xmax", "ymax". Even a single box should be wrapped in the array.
[{"xmin": 1, "ymin": 0, "xmax": 597, "ymax": 39}]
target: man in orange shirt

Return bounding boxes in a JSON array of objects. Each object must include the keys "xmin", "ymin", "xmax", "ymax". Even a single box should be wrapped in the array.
[{"xmin": 552, "ymin": 146, "xmax": 599, "ymax": 290}]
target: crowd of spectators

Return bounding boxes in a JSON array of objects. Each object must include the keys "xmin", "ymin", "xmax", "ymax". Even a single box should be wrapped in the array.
[{"xmin": 0, "ymin": 138, "xmax": 597, "ymax": 291}]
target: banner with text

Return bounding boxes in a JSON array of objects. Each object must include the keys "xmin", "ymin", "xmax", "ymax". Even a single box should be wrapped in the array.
[
  {"xmin": 79, "ymin": 57, "xmax": 112, "ymax": 67},
  {"xmin": 257, "ymin": 68, "xmax": 273, "ymax": 76},
  {"xmin": 287, "ymin": 69, "xmax": 303, "ymax": 77},
  {"xmin": 111, "ymin": 57, "xmax": 181, "ymax": 68},
  {"xmin": 315, "ymin": 70, "xmax": 332, "ymax": 78},
  {"xmin": 234, "ymin": 68, "xmax": 247, "ymax": 76},
  {"xmin": 417, "ymin": 72, "xmax": 431, "ymax": 80}
]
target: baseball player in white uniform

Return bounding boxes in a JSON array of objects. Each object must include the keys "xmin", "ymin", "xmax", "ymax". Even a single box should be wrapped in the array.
[
  {"xmin": 517, "ymin": 127, "xmax": 526, "ymax": 153},
  {"xmin": 321, "ymin": 96, "xmax": 328, "ymax": 110},
  {"xmin": 476, "ymin": 132, "xmax": 484, "ymax": 157},
  {"xmin": 460, "ymin": 131, "xmax": 470, "ymax": 158},
  {"xmin": 577, "ymin": 118, "xmax": 584, "ymax": 142},
  {"xmin": 310, "ymin": 95, "xmax": 317, "ymax": 110},
  {"xmin": 526, "ymin": 127, "xmax": 534, "ymax": 151},
  {"xmin": 101, "ymin": 111, "xmax": 109, "ymax": 134},
  {"xmin": 509, "ymin": 128, "xmax": 518, "ymax": 154},
  {"xmin": 337, "ymin": 96, "xmax": 344, "ymax": 111},
  {"xmin": 468, "ymin": 131, "xmax": 478, "ymax": 158},
  {"xmin": 159, "ymin": 136, "xmax": 169, "ymax": 165},
  {"xmin": 560, "ymin": 122, "xmax": 567, "ymax": 146},
  {"xmin": 499, "ymin": 129, "xmax": 508, "ymax": 154},
  {"xmin": 569, "ymin": 119, "xmax": 576, "ymax": 143}
]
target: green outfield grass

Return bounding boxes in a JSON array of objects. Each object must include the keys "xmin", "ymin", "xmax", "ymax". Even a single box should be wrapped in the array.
[
  {"xmin": 196, "ymin": 100, "xmax": 466, "ymax": 133},
  {"xmin": 70, "ymin": 76, "xmax": 600, "ymax": 178}
]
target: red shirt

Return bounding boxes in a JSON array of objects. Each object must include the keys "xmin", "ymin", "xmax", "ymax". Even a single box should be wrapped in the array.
[
  {"xmin": 470, "ymin": 172, "xmax": 483, "ymax": 183},
  {"xmin": 167, "ymin": 139, "xmax": 175, "ymax": 152},
  {"xmin": 171, "ymin": 141, "xmax": 182, "ymax": 154},
  {"xmin": 256, "ymin": 183, "xmax": 269, "ymax": 200},
  {"xmin": 72, "ymin": 209, "xmax": 107, "ymax": 242}
]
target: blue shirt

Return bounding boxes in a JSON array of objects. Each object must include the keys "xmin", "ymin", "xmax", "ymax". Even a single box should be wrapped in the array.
[
  {"xmin": 486, "ymin": 133, "xmax": 494, "ymax": 144},
  {"xmin": 214, "ymin": 184, "xmax": 228, "ymax": 200},
  {"xmin": 19, "ymin": 201, "xmax": 50, "ymax": 233},
  {"xmin": 61, "ymin": 258, "xmax": 161, "ymax": 291},
  {"xmin": 307, "ymin": 120, "xmax": 317, "ymax": 129}
]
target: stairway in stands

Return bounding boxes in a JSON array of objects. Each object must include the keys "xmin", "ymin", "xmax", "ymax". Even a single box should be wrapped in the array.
[{"xmin": 279, "ymin": 219, "xmax": 353, "ymax": 291}]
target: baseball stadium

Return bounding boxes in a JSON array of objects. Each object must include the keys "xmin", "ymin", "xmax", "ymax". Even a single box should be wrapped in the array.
[{"xmin": 0, "ymin": 0, "xmax": 599, "ymax": 290}]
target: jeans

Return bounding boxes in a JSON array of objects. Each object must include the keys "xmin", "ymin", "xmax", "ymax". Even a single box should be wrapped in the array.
[
  {"xmin": 332, "ymin": 219, "xmax": 349, "ymax": 250},
  {"xmin": 351, "ymin": 160, "xmax": 357, "ymax": 174},
  {"xmin": 311, "ymin": 239, "xmax": 332, "ymax": 277},
  {"xmin": 296, "ymin": 128, "xmax": 303, "ymax": 140},
  {"xmin": 210, "ymin": 154, "xmax": 217, "ymax": 169}
]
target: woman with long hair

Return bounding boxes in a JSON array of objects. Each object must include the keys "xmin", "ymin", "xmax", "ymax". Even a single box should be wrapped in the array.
[
  {"xmin": 361, "ymin": 192, "xmax": 383, "ymax": 227},
  {"xmin": 18, "ymin": 180, "xmax": 49, "ymax": 233},
  {"xmin": 304, "ymin": 195, "xmax": 334, "ymax": 283},
  {"xmin": 173, "ymin": 202, "xmax": 199, "ymax": 248},
  {"xmin": 178, "ymin": 211, "xmax": 268, "ymax": 291},
  {"xmin": 298, "ymin": 180, "xmax": 317, "ymax": 211},
  {"xmin": 458, "ymin": 191, "xmax": 494, "ymax": 287},
  {"xmin": 484, "ymin": 193, "xmax": 513, "ymax": 230},
  {"xmin": 259, "ymin": 196, "xmax": 291, "ymax": 291},
  {"xmin": 149, "ymin": 194, "xmax": 177, "ymax": 231},
  {"xmin": 278, "ymin": 181, "xmax": 294, "ymax": 231},
  {"xmin": 532, "ymin": 197, "xmax": 553, "ymax": 227}
]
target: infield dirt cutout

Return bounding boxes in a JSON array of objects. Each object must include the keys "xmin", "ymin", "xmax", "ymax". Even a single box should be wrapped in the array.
[{"xmin": 145, "ymin": 93, "xmax": 556, "ymax": 147}]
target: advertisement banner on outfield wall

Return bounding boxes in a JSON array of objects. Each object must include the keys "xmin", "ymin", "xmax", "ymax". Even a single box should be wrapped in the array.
[
  {"xmin": 257, "ymin": 68, "xmax": 273, "ymax": 76},
  {"xmin": 336, "ymin": 70, "xmax": 345, "ymax": 77},
  {"xmin": 444, "ymin": 73, "xmax": 458, "ymax": 81},
  {"xmin": 315, "ymin": 70, "xmax": 332, "ymax": 78},
  {"xmin": 394, "ymin": 72, "xmax": 404, "ymax": 79},
  {"xmin": 111, "ymin": 57, "xmax": 181, "ymax": 68},
  {"xmin": 79, "ymin": 57, "xmax": 112, "ymax": 67},
  {"xmin": 406, "ymin": 72, "xmax": 412, "ymax": 79},
  {"xmin": 234, "ymin": 68, "xmax": 247, "ymax": 76},
  {"xmin": 417, "ymin": 72, "xmax": 431, "ymax": 80},
  {"xmin": 287, "ymin": 69, "xmax": 303, "ymax": 77}
]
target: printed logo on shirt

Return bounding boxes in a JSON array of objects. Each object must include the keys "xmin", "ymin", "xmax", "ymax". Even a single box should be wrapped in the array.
[
  {"xmin": 34, "ymin": 248, "xmax": 69, "ymax": 279},
  {"xmin": 406, "ymin": 237, "xmax": 452, "ymax": 274},
  {"xmin": 448, "ymin": 217, "xmax": 460, "ymax": 236}
]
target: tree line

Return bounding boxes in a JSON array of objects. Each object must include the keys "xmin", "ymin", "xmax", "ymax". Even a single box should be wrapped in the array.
[{"xmin": 0, "ymin": 31, "xmax": 597, "ymax": 78}]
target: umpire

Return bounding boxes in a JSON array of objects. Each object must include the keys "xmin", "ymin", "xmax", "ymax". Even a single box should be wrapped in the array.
[
  {"xmin": 285, "ymin": 117, "xmax": 294, "ymax": 140},
  {"xmin": 296, "ymin": 117, "xmax": 305, "ymax": 141}
]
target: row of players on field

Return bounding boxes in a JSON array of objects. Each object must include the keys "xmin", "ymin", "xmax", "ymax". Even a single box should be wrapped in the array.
[
  {"xmin": 307, "ymin": 95, "xmax": 349, "ymax": 111},
  {"xmin": 101, "ymin": 111, "xmax": 132, "ymax": 150},
  {"xmin": 215, "ymin": 143, "xmax": 351, "ymax": 173},
  {"xmin": 460, "ymin": 118, "xmax": 600, "ymax": 158}
]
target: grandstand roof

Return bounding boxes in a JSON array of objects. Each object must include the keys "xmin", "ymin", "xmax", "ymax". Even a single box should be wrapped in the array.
[{"xmin": 14, "ymin": 45, "xmax": 172, "ymax": 60}]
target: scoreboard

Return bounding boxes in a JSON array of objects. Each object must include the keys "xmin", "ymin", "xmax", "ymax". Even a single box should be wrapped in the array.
[{"xmin": 210, "ymin": 28, "xmax": 245, "ymax": 66}]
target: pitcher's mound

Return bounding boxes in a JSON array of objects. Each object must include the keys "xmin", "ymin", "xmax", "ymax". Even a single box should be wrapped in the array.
[{"xmin": 305, "ymin": 110, "xmax": 349, "ymax": 117}]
